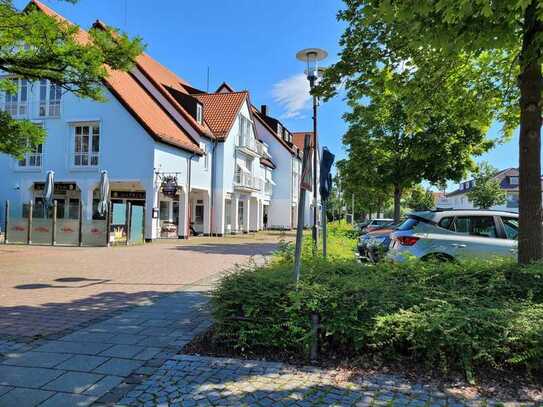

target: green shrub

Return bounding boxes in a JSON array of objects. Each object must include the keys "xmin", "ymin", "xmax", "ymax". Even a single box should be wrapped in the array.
[{"xmin": 211, "ymin": 254, "xmax": 543, "ymax": 379}]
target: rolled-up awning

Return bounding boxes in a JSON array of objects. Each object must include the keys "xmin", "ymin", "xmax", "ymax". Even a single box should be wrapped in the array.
[{"xmin": 236, "ymin": 162, "xmax": 251, "ymax": 174}]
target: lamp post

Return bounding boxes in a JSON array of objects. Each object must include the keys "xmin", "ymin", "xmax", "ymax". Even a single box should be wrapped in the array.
[{"xmin": 296, "ymin": 48, "xmax": 327, "ymax": 253}]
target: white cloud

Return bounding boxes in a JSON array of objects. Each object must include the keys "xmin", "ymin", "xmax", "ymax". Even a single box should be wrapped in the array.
[{"xmin": 272, "ymin": 73, "xmax": 311, "ymax": 119}]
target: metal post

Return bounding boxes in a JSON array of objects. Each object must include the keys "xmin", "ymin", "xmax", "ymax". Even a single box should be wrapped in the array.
[
  {"xmin": 126, "ymin": 202, "xmax": 132, "ymax": 245},
  {"xmin": 27, "ymin": 201, "xmax": 33, "ymax": 245},
  {"xmin": 142, "ymin": 205, "xmax": 146, "ymax": 243},
  {"xmin": 51, "ymin": 200, "xmax": 57, "ymax": 246},
  {"xmin": 352, "ymin": 193, "xmax": 355, "ymax": 224},
  {"xmin": 4, "ymin": 200, "xmax": 9, "ymax": 244},
  {"xmin": 294, "ymin": 135, "xmax": 311, "ymax": 284},
  {"xmin": 322, "ymin": 201, "xmax": 327, "ymax": 258},
  {"xmin": 106, "ymin": 201, "xmax": 112, "ymax": 247},
  {"xmin": 78, "ymin": 200, "xmax": 83, "ymax": 247},
  {"xmin": 310, "ymin": 83, "xmax": 319, "ymax": 254}
]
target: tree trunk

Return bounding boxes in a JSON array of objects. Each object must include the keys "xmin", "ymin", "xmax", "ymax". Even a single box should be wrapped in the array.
[
  {"xmin": 518, "ymin": 1, "xmax": 543, "ymax": 264},
  {"xmin": 393, "ymin": 184, "xmax": 402, "ymax": 222}
]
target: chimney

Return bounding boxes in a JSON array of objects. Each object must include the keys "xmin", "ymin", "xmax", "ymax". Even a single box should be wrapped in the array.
[{"xmin": 261, "ymin": 105, "xmax": 268, "ymax": 116}]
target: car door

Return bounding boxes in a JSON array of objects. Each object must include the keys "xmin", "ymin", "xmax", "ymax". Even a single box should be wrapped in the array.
[
  {"xmin": 497, "ymin": 216, "xmax": 519, "ymax": 258},
  {"xmin": 451, "ymin": 215, "xmax": 512, "ymax": 259}
]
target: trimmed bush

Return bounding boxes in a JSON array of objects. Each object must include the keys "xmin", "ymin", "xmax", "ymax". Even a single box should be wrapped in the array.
[{"xmin": 211, "ymin": 236, "xmax": 543, "ymax": 378}]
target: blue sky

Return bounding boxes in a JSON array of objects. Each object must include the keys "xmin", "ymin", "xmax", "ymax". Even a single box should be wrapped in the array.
[{"xmin": 17, "ymin": 0, "xmax": 523, "ymax": 189}]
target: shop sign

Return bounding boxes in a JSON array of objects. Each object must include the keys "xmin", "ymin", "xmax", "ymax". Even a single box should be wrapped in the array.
[
  {"xmin": 111, "ymin": 191, "xmax": 146, "ymax": 200},
  {"xmin": 161, "ymin": 176, "xmax": 179, "ymax": 197},
  {"xmin": 34, "ymin": 182, "xmax": 77, "ymax": 193}
]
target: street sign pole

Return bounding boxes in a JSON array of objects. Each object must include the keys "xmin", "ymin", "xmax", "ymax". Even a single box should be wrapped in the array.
[{"xmin": 294, "ymin": 134, "xmax": 312, "ymax": 284}]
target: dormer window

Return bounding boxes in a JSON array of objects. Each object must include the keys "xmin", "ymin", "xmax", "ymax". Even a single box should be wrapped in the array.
[
  {"xmin": 277, "ymin": 123, "xmax": 283, "ymax": 136},
  {"xmin": 196, "ymin": 103, "xmax": 203, "ymax": 124},
  {"xmin": 509, "ymin": 176, "xmax": 519, "ymax": 185}
]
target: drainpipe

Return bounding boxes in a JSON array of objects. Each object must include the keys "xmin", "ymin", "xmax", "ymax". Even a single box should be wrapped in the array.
[
  {"xmin": 209, "ymin": 139, "xmax": 218, "ymax": 237},
  {"xmin": 186, "ymin": 152, "xmax": 196, "ymax": 240}
]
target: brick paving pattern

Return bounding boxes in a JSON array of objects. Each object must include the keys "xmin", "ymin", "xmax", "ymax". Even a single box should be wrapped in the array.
[{"xmin": 118, "ymin": 355, "xmax": 533, "ymax": 407}]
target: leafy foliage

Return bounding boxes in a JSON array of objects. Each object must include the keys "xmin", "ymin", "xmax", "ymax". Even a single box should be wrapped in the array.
[
  {"xmin": 467, "ymin": 162, "xmax": 507, "ymax": 209},
  {"xmin": 405, "ymin": 185, "xmax": 435, "ymax": 211},
  {"xmin": 0, "ymin": 0, "xmax": 144, "ymax": 157},
  {"xmin": 212, "ymin": 226, "xmax": 543, "ymax": 379}
]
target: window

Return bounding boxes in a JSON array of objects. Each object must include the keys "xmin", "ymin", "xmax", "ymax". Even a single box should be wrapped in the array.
[
  {"xmin": 502, "ymin": 217, "xmax": 519, "ymax": 240},
  {"xmin": 3, "ymin": 78, "xmax": 28, "ymax": 116},
  {"xmin": 452, "ymin": 216, "xmax": 497, "ymax": 238},
  {"xmin": 39, "ymin": 80, "xmax": 62, "ymax": 117},
  {"xmin": 73, "ymin": 124, "xmax": 100, "ymax": 167},
  {"xmin": 18, "ymin": 143, "xmax": 43, "ymax": 168},
  {"xmin": 509, "ymin": 176, "xmax": 519, "ymax": 185},
  {"xmin": 200, "ymin": 143, "xmax": 208, "ymax": 170},
  {"xmin": 507, "ymin": 193, "xmax": 519, "ymax": 208},
  {"xmin": 277, "ymin": 123, "xmax": 283, "ymax": 136},
  {"xmin": 196, "ymin": 103, "xmax": 203, "ymax": 124},
  {"xmin": 68, "ymin": 198, "xmax": 80, "ymax": 219},
  {"xmin": 159, "ymin": 201, "xmax": 170, "ymax": 221},
  {"xmin": 194, "ymin": 202, "xmax": 204, "ymax": 224},
  {"xmin": 438, "ymin": 217, "xmax": 454, "ymax": 230},
  {"xmin": 225, "ymin": 199, "xmax": 232, "ymax": 226}
]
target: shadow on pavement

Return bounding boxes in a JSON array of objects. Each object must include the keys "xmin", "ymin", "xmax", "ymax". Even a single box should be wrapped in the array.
[{"xmin": 170, "ymin": 242, "xmax": 278, "ymax": 256}]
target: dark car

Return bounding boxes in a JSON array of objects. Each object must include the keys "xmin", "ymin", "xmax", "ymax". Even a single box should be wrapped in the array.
[{"xmin": 357, "ymin": 221, "xmax": 401, "ymax": 262}]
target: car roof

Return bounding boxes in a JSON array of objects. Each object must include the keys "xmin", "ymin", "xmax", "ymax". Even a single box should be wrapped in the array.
[
  {"xmin": 410, "ymin": 209, "xmax": 518, "ymax": 222},
  {"xmin": 371, "ymin": 218, "xmax": 393, "ymax": 221}
]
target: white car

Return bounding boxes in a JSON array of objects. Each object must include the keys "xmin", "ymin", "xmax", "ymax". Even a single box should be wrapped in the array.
[{"xmin": 387, "ymin": 210, "xmax": 518, "ymax": 262}]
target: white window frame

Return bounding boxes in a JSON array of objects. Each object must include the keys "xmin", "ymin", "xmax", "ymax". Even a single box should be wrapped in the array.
[
  {"xmin": 39, "ymin": 79, "xmax": 62, "ymax": 117},
  {"xmin": 509, "ymin": 176, "xmax": 519, "ymax": 185},
  {"xmin": 2, "ymin": 78, "xmax": 28, "ymax": 117},
  {"xmin": 72, "ymin": 123, "xmax": 100, "ymax": 168},
  {"xmin": 196, "ymin": 103, "xmax": 203, "ymax": 124},
  {"xmin": 17, "ymin": 143, "xmax": 43, "ymax": 170}
]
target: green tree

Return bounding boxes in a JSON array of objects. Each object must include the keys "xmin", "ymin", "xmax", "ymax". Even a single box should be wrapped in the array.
[
  {"xmin": 331, "ymin": 70, "xmax": 492, "ymax": 222},
  {"xmin": 406, "ymin": 185, "xmax": 435, "ymax": 212},
  {"xmin": 467, "ymin": 163, "xmax": 507, "ymax": 209},
  {"xmin": 316, "ymin": 1, "xmax": 541, "ymax": 263},
  {"xmin": 0, "ymin": 0, "xmax": 143, "ymax": 157}
]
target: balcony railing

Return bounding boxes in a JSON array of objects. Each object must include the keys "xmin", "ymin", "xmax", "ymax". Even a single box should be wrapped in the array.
[
  {"xmin": 237, "ymin": 134, "xmax": 258, "ymax": 153},
  {"xmin": 234, "ymin": 170, "xmax": 262, "ymax": 190}
]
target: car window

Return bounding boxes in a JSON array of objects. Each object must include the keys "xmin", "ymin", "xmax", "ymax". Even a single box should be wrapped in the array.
[
  {"xmin": 397, "ymin": 217, "xmax": 419, "ymax": 231},
  {"xmin": 470, "ymin": 216, "xmax": 498, "ymax": 238},
  {"xmin": 438, "ymin": 217, "xmax": 453, "ymax": 230},
  {"xmin": 502, "ymin": 217, "xmax": 519, "ymax": 240},
  {"xmin": 452, "ymin": 217, "xmax": 470, "ymax": 234}
]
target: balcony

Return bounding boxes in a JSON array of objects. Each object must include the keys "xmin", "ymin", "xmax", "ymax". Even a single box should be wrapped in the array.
[
  {"xmin": 234, "ymin": 170, "xmax": 262, "ymax": 191},
  {"xmin": 236, "ymin": 134, "xmax": 260, "ymax": 157},
  {"xmin": 265, "ymin": 181, "xmax": 272, "ymax": 195}
]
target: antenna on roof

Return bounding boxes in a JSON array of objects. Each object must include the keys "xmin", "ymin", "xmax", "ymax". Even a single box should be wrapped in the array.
[{"xmin": 206, "ymin": 66, "xmax": 210, "ymax": 93}]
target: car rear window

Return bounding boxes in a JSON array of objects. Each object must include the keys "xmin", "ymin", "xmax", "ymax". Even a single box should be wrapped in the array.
[
  {"xmin": 502, "ymin": 217, "xmax": 518, "ymax": 240},
  {"xmin": 438, "ymin": 217, "xmax": 454, "ymax": 230},
  {"xmin": 397, "ymin": 217, "xmax": 419, "ymax": 231},
  {"xmin": 451, "ymin": 216, "xmax": 498, "ymax": 238}
]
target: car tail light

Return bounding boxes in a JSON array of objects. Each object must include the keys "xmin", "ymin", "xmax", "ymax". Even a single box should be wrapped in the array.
[{"xmin": 395, "ymin": 236, "xmax": 420, "ymax": 246}]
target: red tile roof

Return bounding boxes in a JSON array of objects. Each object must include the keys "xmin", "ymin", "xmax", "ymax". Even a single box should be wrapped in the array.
[
  {"xmin": 194, "ymin": 92, "xmax": 248, "ymax": 139},
  {"xmin": 292, "ymin": 132, "xmax": 315, "ymax": 151},
  {"xmin": 29, "ymin": 0, "xmax": 203, "ymax": 155}
]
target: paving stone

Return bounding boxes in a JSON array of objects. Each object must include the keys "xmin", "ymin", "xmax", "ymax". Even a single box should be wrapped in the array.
[
  {"xmin": 0, "ymin": 351, "xmax": 72, "ymax": 368},
  {"xmin": 42, "ymin": 371, "xmax": 104, "ymax": 393},
  {"xmin": 133, "ymin": 347, "xmax": 162, "ymax": 361},
  {"xmin": 99, "ymin": 344, "xmax": 146, "ymax": 358},
  {"xmin": 0, "ymin": 387, "xmax": 12, "ymax": 398},
  {"xmin": 0, "ymin": 365, "xmax": 64, "ymax": 388},
  {"xmin": 55, "ymin": 354, "xmax": 110, "ymax": 372},
  {"xmin": 39, "ymin": 392, "xmax": 97, "ymax": 407},
  {"xmin": 105, "ymin": 334, "xmax": 145, "ymax": 345},
  {"xmin": 83, "ymin": 375, "xmax": 124, "ymax": 397},
  {"xmin": 93, "ymin": 357, "xmax": 143, "ymax": 377},
  {"xmin": 34, "ymin": 340, "xmax": 113, "ymax": 355},
  {"xmin": 60, "ymin": 332, "xmax": 115, "ymax": 343},
  {"xmin": 0, "ymin": 387, "xmax": 54, "ymax": 407}
]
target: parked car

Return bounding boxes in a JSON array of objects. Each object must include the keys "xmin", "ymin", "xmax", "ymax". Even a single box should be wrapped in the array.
[
  {"xmin": 358, "ymin": 221, "xmax": 401, "ymax": 262},
  {"xmin": 387, "ymin": 210, "xmax": 518, "ymax": 262},
  {"xmin": 359, "ymin": 218, "xmax": 394, "ymax": 235}
]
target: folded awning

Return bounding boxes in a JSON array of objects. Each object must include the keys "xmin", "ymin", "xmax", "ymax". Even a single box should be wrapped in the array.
[{"xmin": 236, "ymin": 162, "xmax": 251, "ymax": 174}]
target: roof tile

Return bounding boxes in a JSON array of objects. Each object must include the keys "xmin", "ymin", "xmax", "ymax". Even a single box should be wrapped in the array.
[{"xmin": 194, "ymin": 92, "xmax": 248, "ymax": 138}]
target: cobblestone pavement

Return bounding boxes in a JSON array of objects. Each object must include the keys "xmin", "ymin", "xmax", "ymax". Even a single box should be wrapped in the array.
[{"xmin": 118, "ymin": 355, "xmax": 534, "ymax": 407}]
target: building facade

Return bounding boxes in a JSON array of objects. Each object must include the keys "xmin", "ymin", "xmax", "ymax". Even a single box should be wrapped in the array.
[{"xmin": 0, "ymin": 1, "xmax": 318, "ymax": 242}]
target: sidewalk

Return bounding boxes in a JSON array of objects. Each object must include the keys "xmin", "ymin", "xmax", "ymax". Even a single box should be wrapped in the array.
[{"xmin": 0, "ymin": 291, "xmax": 211, "ymax": 406}]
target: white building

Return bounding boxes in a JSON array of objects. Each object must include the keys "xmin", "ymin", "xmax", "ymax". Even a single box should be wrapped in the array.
[{"xmin": 445, "ymin": 168, "xmax": 521, "ymax": 212}]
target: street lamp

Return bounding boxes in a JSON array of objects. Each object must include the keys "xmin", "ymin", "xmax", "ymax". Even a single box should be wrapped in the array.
[{"xmin": 296, "ymin": 47, "xmax": 327, "ymax": 253}]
